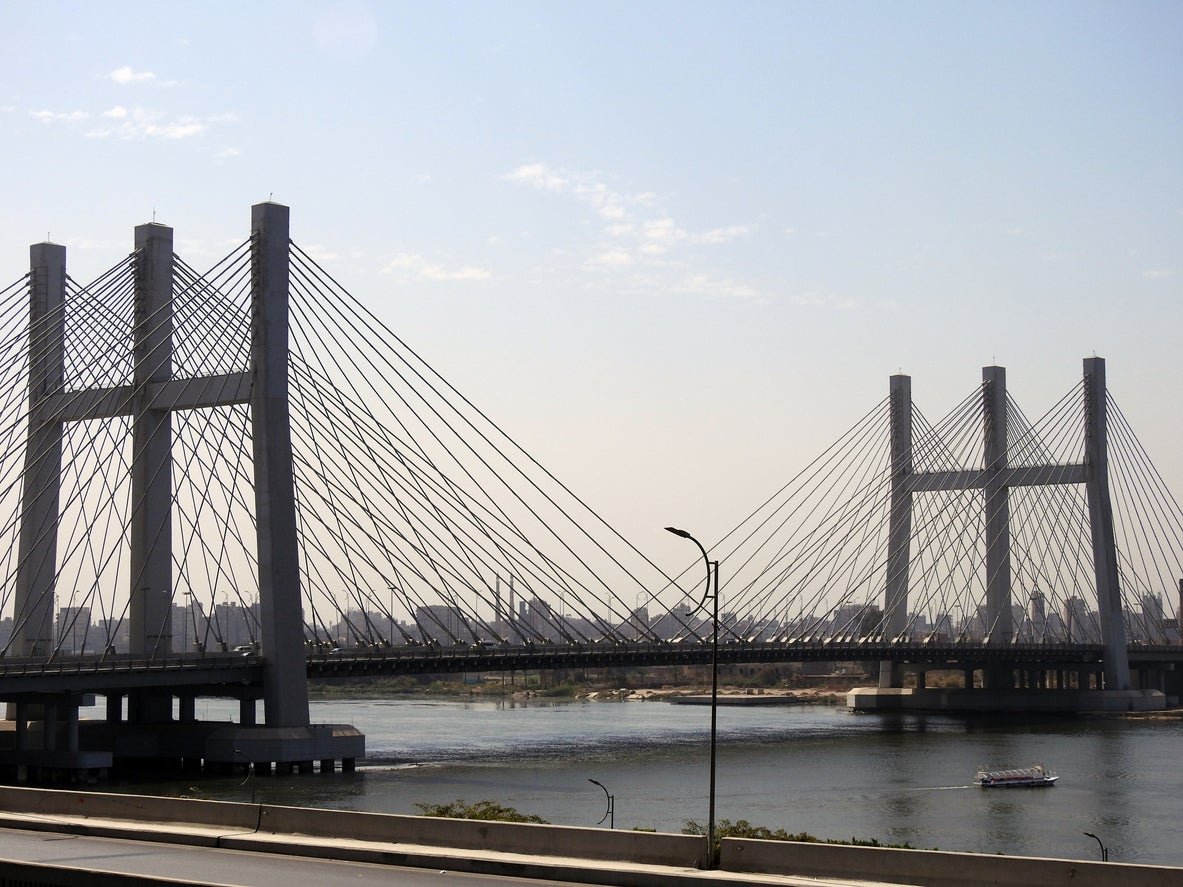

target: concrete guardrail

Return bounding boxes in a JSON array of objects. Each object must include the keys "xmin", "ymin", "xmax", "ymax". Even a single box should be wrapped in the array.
[
  {"xmin": 721, "ymin": 836, "xmax": 1182, "ymax": 887},
  {"xmin": 0, "ymin": 786, "xmax": 707, "ymax": 869},
  {"xmin": 2, "ymin": 787, "xmax": 1181, "ymax": 886},
  {"xmin": 0, "ymin": 785, "xmax": 259, "ymax": 838},
  {"xmin": 257, "ymin": 803, "xmax": 707, "ymax": 868}
]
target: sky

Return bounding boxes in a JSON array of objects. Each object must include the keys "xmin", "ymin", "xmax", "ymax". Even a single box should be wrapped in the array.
[{"xmin": 1, "ymin": 1, "xmax": 1180, "ymax": 570}]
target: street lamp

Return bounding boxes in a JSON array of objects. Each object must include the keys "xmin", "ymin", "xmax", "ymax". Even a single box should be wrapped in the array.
[
  {"xmin": 1083, "ymin": 832, "xmax": 1108, "ymax": 862},
  {"xmin": 233, "ymin": 748, "xmax": 256, "ymax": 805},
  {"xmin": 664, "ymin": 526, "xmax": 719, "ymax": 863},
  {"xmin": 588, "ymin": 778, "xmax": 614, "ymax": 829}
]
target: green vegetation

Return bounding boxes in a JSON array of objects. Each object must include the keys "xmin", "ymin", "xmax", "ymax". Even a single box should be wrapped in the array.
[
  {"xmin": 536, "ymin": 681, "xmax": 583, "ymax": 698},
  {"xmin": 306, "ymin": 664, "xmax": 866, "ymax": 701},
  {"xmin": 683, "ymin": 819, "xmax": 922, "ymax": 862},
  {"xmin": 414, "ymin": 799, "xmax": 548, "ymax": 824},
  {"xmin": 308, "ymin": 676, "xmax": 511, "ymax": 699}
]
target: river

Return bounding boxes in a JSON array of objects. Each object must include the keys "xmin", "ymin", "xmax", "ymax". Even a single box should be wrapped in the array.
[{"xmin": 102, "ymin": 697, "xmax": 1182, "ymax": 867}]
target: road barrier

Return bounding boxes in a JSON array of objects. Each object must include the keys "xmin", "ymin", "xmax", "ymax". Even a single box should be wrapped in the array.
[
  {"xmin": 721, "ymin": 836, "xmax": 1183, "ymax": 887},
  {"xmin": 0, "ymin": 787, "xmax": 1179, "ymax": 886}
]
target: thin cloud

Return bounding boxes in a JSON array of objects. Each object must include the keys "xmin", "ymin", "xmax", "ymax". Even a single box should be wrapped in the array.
[
  {"xmin": 1140, "ymin": 269, "xmax": 1172, "ymax": 280},
  {"xmin": 30, "ymin": 102, "xmax": 226, "ymax": 140},
  {"xmin": 86, "ymin": 107, "xmax": 230, "ymax": 140},
  {"xmin": 302, "ymin": 244, "xmax": 341, "ymax": 263},
  {"xmin": 507, "ymin": 162, "xmax": 751, "ymax": 253},
  {"xmin": 505, "ymin": 163, "xmax": 568, "ymax": 192},
  {"xmin": 639, "ymin": 217, "xmax": 687, "ymax": 255},
  {"xmin": 674, "ymin": 273, "xmax": 765, "ymax": 303},
  {"xmin": 109, "ymin": 66, "xmax": 157, "ymax": 85},
  {"xmin": 585, "ymin": 249, "xmax": 634, "ymax": 269},
  {"xmin": 381, "ymin": 252, "xmax": 492, "ymax": 282},
  {"xmin": 31, "ymin": 109, "xmax": 90, "ymax": 124},
  {"xmin": 698, "ymin": 224, "xmax": 753, "ymax": 245},
  {"xmin": 506, "ymin": 161, "xmax": 764, "ymax": 303},
  {"xmin": 505, "ymin": 163, "xmax": 634, "ymax": 221}
]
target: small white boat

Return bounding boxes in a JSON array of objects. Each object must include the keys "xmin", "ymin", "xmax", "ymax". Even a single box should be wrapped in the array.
[{"xmin": 974, "ymin": 763, "xmax": 1058, "ymax": 788}]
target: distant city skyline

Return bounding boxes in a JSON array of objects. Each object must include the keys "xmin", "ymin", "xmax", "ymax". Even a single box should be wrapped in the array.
[
  {"xmin": 0, "ymin": 1, "xmax": 1179, "ymax": 569},
  {"xmin": 17, "ymin": 587, "xmax": 1179, "ymax": 656}
]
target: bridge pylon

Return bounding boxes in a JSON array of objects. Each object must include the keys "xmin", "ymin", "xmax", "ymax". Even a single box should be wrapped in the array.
[
  {"xmin": 6, "ymin": 204, "xmax": 362, "ymax": 778},
  {"xmin": 857, "ymin": 359, "xmax": 1148, "ymax": 712}
]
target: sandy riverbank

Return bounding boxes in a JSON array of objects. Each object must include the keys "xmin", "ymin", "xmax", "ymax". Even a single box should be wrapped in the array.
[{"xmin": 584, "ymin": 686, "xmax": 849, "ymax": 704}]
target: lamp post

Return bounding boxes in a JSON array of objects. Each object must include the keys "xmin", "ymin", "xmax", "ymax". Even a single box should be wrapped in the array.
[
  {"xmin": 1083, "ymin": 832, "xmax": 1108, "ymax": 862},
  {"xmin": 233, "ymin": 748, "xmax": 256, "ymax": 804},
  {"xmin": 664, "ymin": 526, "xmax": 719, "ymax": 862},
  {"xmin": 588, "ymin": 778, "xmax": 614, "ymax": 829}
]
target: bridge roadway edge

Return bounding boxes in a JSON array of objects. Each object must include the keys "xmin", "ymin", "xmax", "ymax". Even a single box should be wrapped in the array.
[{"xmin": 0, "ymin": 787, "xmax": 1177, "ymax": 887}]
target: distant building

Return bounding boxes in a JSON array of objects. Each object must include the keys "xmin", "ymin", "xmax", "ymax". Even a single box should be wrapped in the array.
[
  {"xmin": 1136, "ymin": 594, "xmax": 1166, "ymax": 643},
  {"xmin": 929, "ymin": 612, "xmax": 953, "ymax": 641},
  {"xmin": 56, "ymin": 605, "xmax": 92, "ymax": 654},
  {"xmin": 1026, "ymin": 590, "xmax": 1047, "ymax": 641},
  {"xmin": 622, "ymin": 605, "xmax": 649, "ymax": 640},
  {"xmin": 211, "ymin": 601, "xmax": 256, "ymax": 650},
  {"xmin": 651, "ymin": 602, "xmax": 694, "ymax": 641},
  {"xmin": 95, "ymin": 618, "xmax": 129, "ymax": 653},
  {"xmin": 414, "ymin": 604, "xmax": 465, "ymax": 644},
  {"xmin": 1063, "ymin": 597, "xmax": 1098, "ymax": 643}
]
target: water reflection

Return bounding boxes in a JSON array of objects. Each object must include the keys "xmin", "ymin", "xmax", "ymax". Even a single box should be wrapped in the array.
[{"xmin": 94, "ymin": 698, "xmax": 1183, "ymax": 867}]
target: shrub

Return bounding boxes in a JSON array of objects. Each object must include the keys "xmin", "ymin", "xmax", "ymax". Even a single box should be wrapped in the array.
[
  {"xmin": 414, "ymin": 799, "xmax": 548, "ymax": 824},
  {"xmin": 683, "ymin": 819, "xmax": 918, "ymax": 862}
]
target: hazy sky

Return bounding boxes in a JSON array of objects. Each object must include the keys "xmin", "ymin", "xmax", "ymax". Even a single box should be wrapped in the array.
[{"xmin": 1, "ymin": 1, "xmax": 1179, "ymax": 567}]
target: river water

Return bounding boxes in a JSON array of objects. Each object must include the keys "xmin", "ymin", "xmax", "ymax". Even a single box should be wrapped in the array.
[{"xmin": 105, "ymin": 697, "xmax": 1182, "ymax": 867}]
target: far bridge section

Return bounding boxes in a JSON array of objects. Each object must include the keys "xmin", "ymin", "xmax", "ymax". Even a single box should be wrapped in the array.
[
  {"xmin": 305, "ymin": 638, "xmax": 1129, "ymax": 679},
  {"xmin": 824, "ymin": 362, "xmax": 1178, "ymax": 713}
]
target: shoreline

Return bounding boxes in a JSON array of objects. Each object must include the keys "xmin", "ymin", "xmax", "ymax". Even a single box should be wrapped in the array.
[{"xmin": 309, "ymin": 680, "xmax": 853, "ymax": 706}]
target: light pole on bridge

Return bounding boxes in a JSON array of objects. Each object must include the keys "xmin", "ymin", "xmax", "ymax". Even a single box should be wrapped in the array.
[
  {"xmin": 664, "ymin": 526, "xmax": 719, "ymax": 863},
  {"xmin": 1083, "ymin": 831, "xmax": 1109, "ymax": 862},
  {"xmin": 588, "ymin": 778, "xmax": 614, "ymax": 829}
]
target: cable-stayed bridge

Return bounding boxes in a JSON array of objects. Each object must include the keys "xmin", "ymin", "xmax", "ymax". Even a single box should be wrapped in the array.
[{"xmin": 1, "ymin": 204, "xmax": 1180, "ymax": 780}]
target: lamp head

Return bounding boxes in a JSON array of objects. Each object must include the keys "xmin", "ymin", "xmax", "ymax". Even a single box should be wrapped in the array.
[{"xmin": 665, "ymin": 526, "xmax": 691, "ymax": 539}]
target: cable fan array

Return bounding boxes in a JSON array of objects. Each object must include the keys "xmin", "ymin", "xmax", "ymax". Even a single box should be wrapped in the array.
[
  {"xmin": 0, "ymin": 238, "xmax": 687, "ymax": 658},
  {"xmin": 0, "ymin": 233, "xmax": 1179, "ymax": 661},
  {"xmin": 701, "ymin": 378, "xmax": 1182, "ymax": 644}
]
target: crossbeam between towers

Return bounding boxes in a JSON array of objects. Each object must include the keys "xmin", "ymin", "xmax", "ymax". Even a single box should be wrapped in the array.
[
  {"xmin": 12, "ymin": 204, "xmax": 338, "ymax": 750},
  {"xmin": 881, "ymin": 358, "xmax": 1130, "ymax": 692}
]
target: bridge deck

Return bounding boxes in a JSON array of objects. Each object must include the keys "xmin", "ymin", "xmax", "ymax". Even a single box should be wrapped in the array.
[{"xmin": 0, "ymin": 640, "xmax": 1177, "ymax": 700}]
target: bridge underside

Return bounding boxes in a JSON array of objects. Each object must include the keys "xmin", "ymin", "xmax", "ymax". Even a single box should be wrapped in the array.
[{"xmin": 0, "ymin": 719, "xmax": 363, "ymax": 784}]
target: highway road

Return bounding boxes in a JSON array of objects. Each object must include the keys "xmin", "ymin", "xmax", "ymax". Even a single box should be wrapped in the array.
[{"xmin": 0, "ymin": 826, "xmax": 594, "ymax": 887}]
